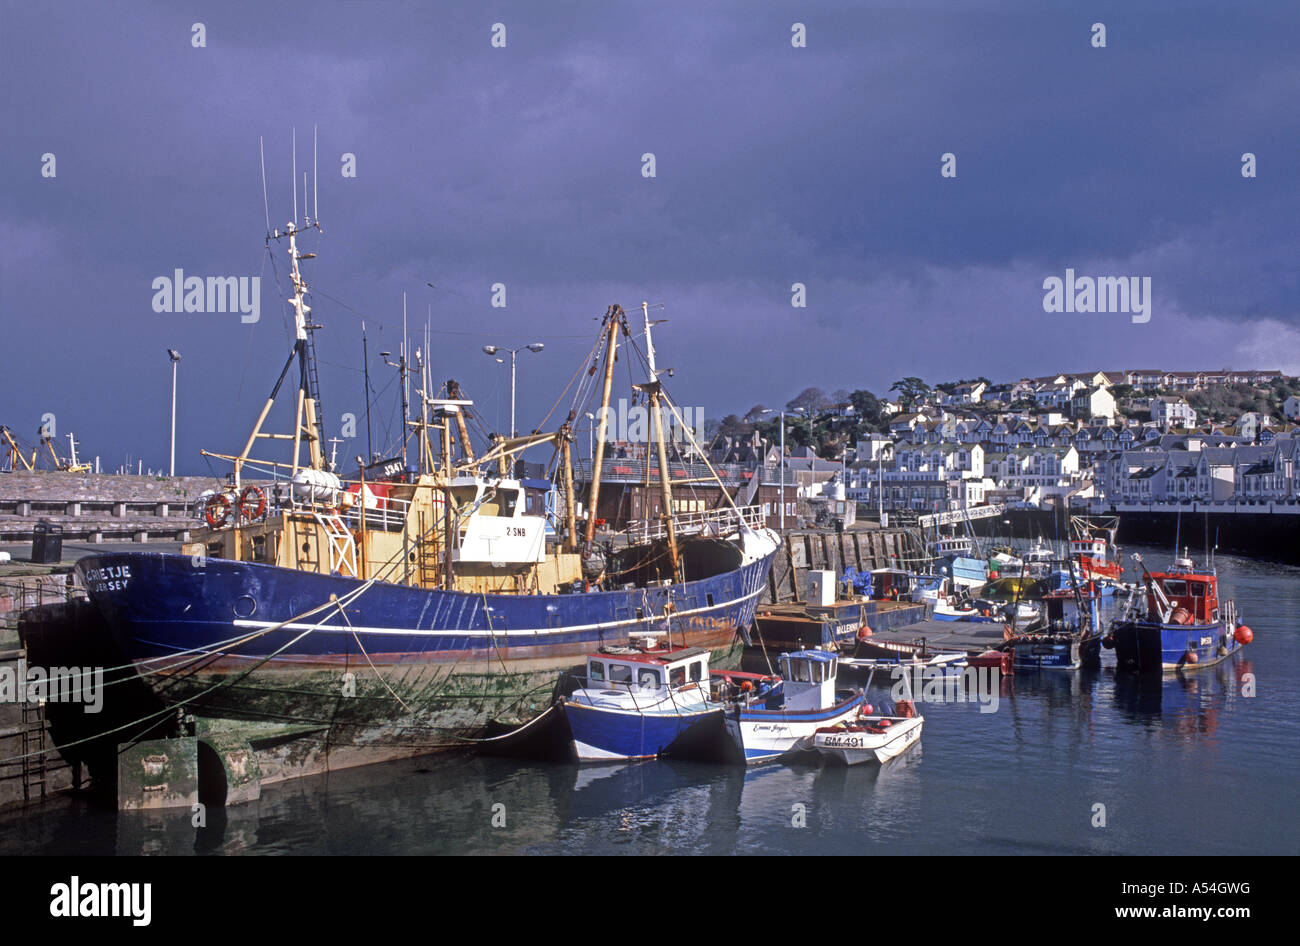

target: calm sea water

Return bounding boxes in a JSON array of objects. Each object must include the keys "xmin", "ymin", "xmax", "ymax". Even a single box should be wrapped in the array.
[{"xmin": 2, "ymin": 544, "xmax": 1296, "ymax": 856}]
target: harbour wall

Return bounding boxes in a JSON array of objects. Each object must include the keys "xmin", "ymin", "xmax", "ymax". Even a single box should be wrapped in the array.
[
  {"xmin": 970, "ymin": 506, "xmax": 1299, "ymax": 563},
  {"xmin": 765, "ymin": 526, "xmax": 926, "ymax": 604},
  {"xmin": 0, "ymin": 471, "xmax": 222, "ymax": 544}
]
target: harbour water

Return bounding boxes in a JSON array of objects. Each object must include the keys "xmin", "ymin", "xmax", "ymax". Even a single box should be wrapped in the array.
[{"xmin": 2, "ymin": 545, "xmax": 1295, "ymax": 856}]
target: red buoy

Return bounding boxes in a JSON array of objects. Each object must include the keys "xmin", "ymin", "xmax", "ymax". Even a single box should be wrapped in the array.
[
  {"xmin": 1184, "ymin": 651, "xmax": 1199, "ymax": 664},
  {"xmin": 1234, "ymin": 625, "xmax": 1253, "ymax": 646},
  {"xmin": 863, "ymin": 703, "xmax": 873, "ymax": 715}
]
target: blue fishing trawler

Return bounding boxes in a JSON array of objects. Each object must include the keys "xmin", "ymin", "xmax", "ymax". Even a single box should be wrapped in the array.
[
  {"xmin": 71, "ymin": 180, "xmax": 779, "ymax": 768},
  {"xmin": 1108, "ymin": 551, "xmax": 1252, "ymax": 673}
]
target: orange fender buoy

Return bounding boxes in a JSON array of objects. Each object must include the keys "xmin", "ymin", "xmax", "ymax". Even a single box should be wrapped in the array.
[{"xmin": 1234, "ymin": 625, "xmax": 1253, "ymax": 646}]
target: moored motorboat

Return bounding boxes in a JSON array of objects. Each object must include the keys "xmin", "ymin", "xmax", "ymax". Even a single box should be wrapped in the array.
[
  {"xmin": 562, "ymin": 643, "xmax": 780, "ymax": 761},
  {"xmin": 722, "ymin": 650, "xmax": 864, "ymax": 765},
  {"xmin": 1003, "ymin": 585, "xmax": 1103, "ymax": 671},
  {"xmin": 814, "ymin": 707, "xmax": 923, "ymax": 765}
]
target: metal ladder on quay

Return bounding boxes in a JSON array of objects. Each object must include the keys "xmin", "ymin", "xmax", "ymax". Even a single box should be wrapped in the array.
[{"xmin": 20, "ymin": 696, "xmax": 47, "ymax": 802}]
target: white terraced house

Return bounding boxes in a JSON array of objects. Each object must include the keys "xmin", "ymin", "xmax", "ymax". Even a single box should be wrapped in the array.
[{"xmin": 1092, "ymin": 439, "xmax": 1299, "ymax": 506}]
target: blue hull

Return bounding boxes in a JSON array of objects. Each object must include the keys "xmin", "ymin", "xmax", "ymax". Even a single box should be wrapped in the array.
[
  {"xmin": 71, "ymin": 550, "xmax": 774, "ymax": 747},
  {"xmin": 564, "ymin": 701, "xmax": 721, "ymax": 761},
  {"xmin": 1112, "ymin": 619, "xmax": 1243, "ymax": 673},
  {"xmin": 77, "ymin": 551, "xmax": 771, "ymax": 666},
  {"xmin": 1009, "ymin": 636, "xmax": 1101, "ymax": 671}
]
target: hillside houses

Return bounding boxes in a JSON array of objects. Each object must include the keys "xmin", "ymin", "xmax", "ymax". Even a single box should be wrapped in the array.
[
  {"xmin": 1094, "ymin": 439, "xmax": 1300, "ymax": 506},
  {"xmin": 708, "ymin": 366, "xmax": 1295, "ymax": 517}
]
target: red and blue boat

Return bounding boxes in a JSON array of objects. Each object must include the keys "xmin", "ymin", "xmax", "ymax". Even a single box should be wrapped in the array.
[{"xmin": 1108, "ymin": 550, "xmax": 1253, "ymax": 673}]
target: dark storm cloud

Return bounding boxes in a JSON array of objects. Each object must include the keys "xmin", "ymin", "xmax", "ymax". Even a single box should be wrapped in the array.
[{"xmin": 1, "ymin": 1, "xmax": 1296, "ymax": 472}]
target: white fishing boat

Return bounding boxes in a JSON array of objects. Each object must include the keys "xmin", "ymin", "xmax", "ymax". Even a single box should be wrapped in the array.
[
  {"xmin": 722, "ymin": 650, "xmax": 863, "ymax": 765},
  {"xmin": 813, "ymin": 710, "xmax": 924, "ymax": 765},
  {"xmin": 816, "ymin": 656, "xmax": 925, "ymax": 764}
]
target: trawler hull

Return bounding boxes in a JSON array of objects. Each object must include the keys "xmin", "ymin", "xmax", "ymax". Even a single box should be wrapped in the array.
[
  {"xmin": 74, "ymin": 550, "xmax": 774, "ymax": 753},
  {"xmin": 1110, "ymin": 619, "xmax": 1243, "ymax": 673}
]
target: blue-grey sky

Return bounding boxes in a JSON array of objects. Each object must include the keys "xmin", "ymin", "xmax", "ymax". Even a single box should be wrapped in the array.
[{"xmin": 2, "ymin": 1, "xmax": 1297, "ymax": 473}]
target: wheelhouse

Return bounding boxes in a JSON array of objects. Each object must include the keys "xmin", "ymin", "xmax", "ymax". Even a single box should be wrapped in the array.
[
  {"xmin": 1146, "ymin": 571, "xmax": 1219, "ymax": 624},
  {"xmin": 447, "ymin": 474, "xmax": 549, "ymax": 564},
  {"xmin": 1070, "ymin": 537, "xmax": 1109, "ymax": 560},
  {"xmin": 584, "ymin": 646, "xmax": 711, "ymax": 693},
  {"xmin": 779, "ymin": 650, "xmax": 839, "ymax": 710},
  {"xmin": 870, "ymin": 568, "xmax": 913, "ymax": 600}
]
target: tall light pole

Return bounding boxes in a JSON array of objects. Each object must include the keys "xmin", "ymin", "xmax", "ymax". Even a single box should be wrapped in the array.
[
  {"xmin": 585, "ymin": 411, "xmax": 595, "ymax": 470},
  {"xmin": 760, "ymin": 408, "xmax": 792, "ymax": 530},
  {"xmin": 482, "ymin": 343, "xmax": 544, "ymax": 438},
  {"xmin": 167, "ymin": 349, "xmax": 181, "ymax": 476}
]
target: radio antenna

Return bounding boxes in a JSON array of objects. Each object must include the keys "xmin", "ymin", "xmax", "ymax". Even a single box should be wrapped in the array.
[
  {"xmin": 292, "ymin": 126, "xmax": 298, "ymax": 223},
  {"xmin": 258, "ymin": 136, "xmax": 271, "ymax": 236},
  {"xmin": 313, "ymin": 125, "xmax": 319, "ymax": 222}
]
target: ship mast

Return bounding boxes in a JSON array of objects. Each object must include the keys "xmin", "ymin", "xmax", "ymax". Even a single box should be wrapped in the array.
[
  {"xmin": 583, "ymin": 305, "xmax": 623, "ymax": 555},
  {"xmin": 229, "ymin": 131, "xmax": 325, "ymax": 489},
  {"xmin": 638, "ymin": 301, "xmax": 681, "ymax": 581},
  {"xmin": 286, "ymin": 220, "xmax": 326, "ymax": 477}
]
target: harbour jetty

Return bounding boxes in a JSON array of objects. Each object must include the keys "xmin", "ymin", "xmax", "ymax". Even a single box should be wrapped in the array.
[
  {"xmin": 970, "ymin": 506, "xmax": 1300, "ymax": 564},
  {"xmin": 763, "ymin": 525, "xmax": 925, "ymax": 604},
  {"xmin": 0, "ymin": 472, "xmax": 220, "ymax": 545}
]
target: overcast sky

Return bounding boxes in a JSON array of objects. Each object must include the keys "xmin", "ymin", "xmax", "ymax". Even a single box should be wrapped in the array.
[{"xmin": 2, "ymin": 1, "xmax": 1297, "ymax": 473}]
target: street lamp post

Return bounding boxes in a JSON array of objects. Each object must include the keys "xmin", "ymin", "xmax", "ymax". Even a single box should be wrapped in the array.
[
  {"xmin": 167, "ymin": 349, "xmax": 181, "ymax": 476},
  {"xmin": 759, "ymin": 408, "xmax": 793, "ymax": 530},
  {"xmin": 482, "ymin": 343, "xmax": 544, "ymax": 439}
]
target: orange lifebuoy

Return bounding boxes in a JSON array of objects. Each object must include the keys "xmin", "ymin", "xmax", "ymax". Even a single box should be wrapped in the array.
[
  {"xmin": 238, "ymin": 485, "xmax": 267, "ymax": 520},
  {"xmin": 204, "ymin": 493, "xmax": 232, "ymax": 528}
]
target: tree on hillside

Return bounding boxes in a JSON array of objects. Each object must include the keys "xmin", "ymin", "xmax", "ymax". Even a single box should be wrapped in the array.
[
  {"xmin": 848, "ymin": 389, "xmax": 884, "ymax": 428},
  {"xmin": 717, "ymin": 414, "xmax": 751, "ymax": 439},
  {"xmin": 743, "ymin": 404, "xmax": 769, "ymax": 423},
  {"xmin": 890, "ymin": 377, "xmax": 931, "ymax": 411},
  {"xmin": 786, "ymin": 387, "xmax": 832, "ymax": 413}
]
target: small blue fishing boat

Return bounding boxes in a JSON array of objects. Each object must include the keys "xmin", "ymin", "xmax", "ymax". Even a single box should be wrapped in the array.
[
  {"xmin": 1004, "ymin": 587, "xmax": 1102, "ymax": 671},
  {"xmin": 722, "ymin": 650, "xmax": 864, "ymax": 765},
  {"xmin": 563, "ymin": 643, "xmax": 779, "ymax": 761}
]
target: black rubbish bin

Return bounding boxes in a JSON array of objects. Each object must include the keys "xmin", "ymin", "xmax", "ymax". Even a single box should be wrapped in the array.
[{"xmin": 32, "ymin": 519, "xmax": 64, "ymax": 565}]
